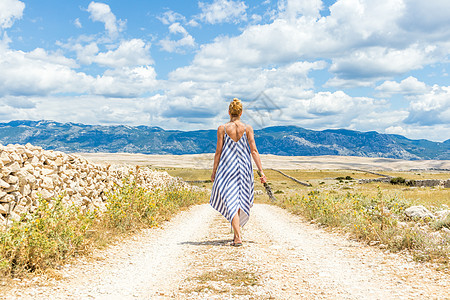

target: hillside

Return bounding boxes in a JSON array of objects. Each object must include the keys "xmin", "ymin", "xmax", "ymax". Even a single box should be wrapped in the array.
[{"xmin": 0, "ymin": 120, "xmax": 449, "ymax": 160}]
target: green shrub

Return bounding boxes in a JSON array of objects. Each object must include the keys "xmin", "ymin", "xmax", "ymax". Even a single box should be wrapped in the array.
[
  {"xmin": 390, "ymin": 177, "xmax": 406, "ymax": 185},
  {"xmin": 336, "ymin": 176, "xmax": 353, "ymax": 181}
]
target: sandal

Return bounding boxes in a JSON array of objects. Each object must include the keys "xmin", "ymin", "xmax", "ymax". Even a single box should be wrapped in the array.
[{"xmin": 231, "ymin": 241, "xmax": 242, "ymax": 247}]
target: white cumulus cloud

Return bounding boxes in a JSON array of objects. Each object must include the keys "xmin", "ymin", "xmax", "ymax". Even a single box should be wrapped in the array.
[
  {"xmin": 0, "ymin": 39, "xmax": 157, "ymax": 99},
  {"xmin": 404, "ymin": 85, "xmax": 450, "ymax": 126},
  {"xmin": 0, "ymin": 0, "xmax": 24, "ymax": 30},
  {"xmin": 0, "ymin": 46, "xmax": 92, "ymax": 97},
  {"xmin": 92, "ymin": 66, "xmax": 158, "ymax": 98},
  {"xmin": 176, "ymin": 0, "xmax": 450, "ymax": 91},
  {"xmin": 328, "ymin": 46, "xmax": 433, "ymax": 83},
  {"xmin": 375, "ymin": 77, "xmax": 429, "ymax": 98},
  {"xmin": 278, "ymin": 0, "xmax": 323, "ymax": 19},
  {"xmin": 198, "ymin": 0, "xmax": 247, "ymax": 24},
  {"xmin": 158, "ymin": 10, "xmax": 186, "ymax": 25},
  {"xmin": 93, "ymin": 39, "xmax": 153, "ymax": 68},
  {"xmin": 74, "ymin": 18, "xmax": 82, "ymax": 28},
  {"xmin": 160, "ymin": 23, "xmax": 195, "ymax": 53},
  {"xmin": 70, "ymin": 39, "xmax": 152, "ymax": 68},
  {"xmin": 399, "ymin": 0, "xmax": 450, "ymax": 35},
  {"xmin": 87, "ymin": 1, "xmax": 125, "ymax": 39}
]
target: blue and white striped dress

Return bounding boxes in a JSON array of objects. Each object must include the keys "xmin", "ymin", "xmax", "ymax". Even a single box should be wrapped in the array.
[{"xmin": 210, "ymin": 125, "xmax": 254, "ymax": 227}]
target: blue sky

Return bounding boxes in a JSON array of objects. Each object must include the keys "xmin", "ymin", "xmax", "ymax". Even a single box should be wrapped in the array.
[{"xmin": 0, "ymin": 0, "xmax": 449, "ymax": 141}]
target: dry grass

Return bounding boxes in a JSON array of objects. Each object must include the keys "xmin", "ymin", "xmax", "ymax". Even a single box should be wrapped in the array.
[
  {"xmin": 279, "ymin": 169, "xmax": 381, "ymax": 180},
  {"xmin": 253, "ymin": 169, "xmax": 450, "ymax": 208},
  {"xmin": 153, "ymin": 167, "xmax": 212, "ymax": 182},
  {"xmin": 183, "ymin": 268, "xmax": 259, "ymax": 295},
  {"xmin": 161, "ymin": 167, "xmax": 449, "ymax": 207}
]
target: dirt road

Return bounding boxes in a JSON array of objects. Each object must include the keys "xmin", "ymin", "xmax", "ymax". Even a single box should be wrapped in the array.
[{"xmin": 5, "ymin": 204, "xmax": 450, "ymax": 299}]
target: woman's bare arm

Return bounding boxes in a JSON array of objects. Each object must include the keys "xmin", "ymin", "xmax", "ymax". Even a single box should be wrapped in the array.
[
  {"xmin": 211, "ymin": 125, "xmax": 225, "ymax": 182},
  {"xmin": 246, "ymin": 125, "xmax": 267, "ymax": 183}
]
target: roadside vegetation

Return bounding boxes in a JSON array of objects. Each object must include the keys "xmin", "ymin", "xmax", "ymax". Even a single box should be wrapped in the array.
[
  {"xmin": 261, "ymin": 170, "xmax": 450, "ymax": 267},
  {"xmin": 278, "ymin": 189, "xmax": 449, "ymax": 266},
  {"xmin": 0, "ymin": 178, "xmax": 207, "ymax": 277}
]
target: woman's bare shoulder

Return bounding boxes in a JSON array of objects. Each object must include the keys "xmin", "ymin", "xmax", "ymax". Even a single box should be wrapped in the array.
[
  {"xmin": 217, "ymin": 124, "xmax": 225, "ymax": 133},
  {"xmin": 245, "ymin": 124, "xmax": 254, "ymax": 132}
]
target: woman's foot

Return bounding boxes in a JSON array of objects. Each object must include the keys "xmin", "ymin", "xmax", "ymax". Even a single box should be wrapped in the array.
[{"xmin": 231, "ymin": 237, "xmax": 242, "ymax": 247}]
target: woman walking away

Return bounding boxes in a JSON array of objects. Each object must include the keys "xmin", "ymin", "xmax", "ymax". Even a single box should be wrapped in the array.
[{"xmin": 210, "ymin": 98, "xmax": 267, "ymax": 247}]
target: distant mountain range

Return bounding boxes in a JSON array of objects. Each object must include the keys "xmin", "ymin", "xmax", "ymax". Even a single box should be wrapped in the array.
[{"xmin": 0, "ymin": 120, "xmax": 449, "ymax": 160}]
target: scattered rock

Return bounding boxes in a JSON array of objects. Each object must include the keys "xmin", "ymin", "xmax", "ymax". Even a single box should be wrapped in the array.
[
  {"xmin": 435, "ymin": 210, "xmax": 450, "ymax": 220},
  {"xmin": 369, "ymin": 240, "xmax": 380, "ymax": 246},
  {"xmin": 404, "ymin": 205, "xmax": 435, "ymax": 219},
  {"xmin": 397, "ymin": 221, "xmax": 408, "ymax": 228}
]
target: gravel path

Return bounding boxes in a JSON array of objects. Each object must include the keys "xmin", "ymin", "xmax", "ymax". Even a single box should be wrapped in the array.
[{"xmin": 4, "ymin": 204, "xmax": 450, "ymax": 299}]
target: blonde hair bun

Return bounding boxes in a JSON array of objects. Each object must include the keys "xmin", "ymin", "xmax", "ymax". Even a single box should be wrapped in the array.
[{"xmin": 229, "ymin": 98, "xmax": 243, "ymax": 116}]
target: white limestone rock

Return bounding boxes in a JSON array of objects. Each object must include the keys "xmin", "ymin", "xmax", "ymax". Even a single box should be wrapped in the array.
[
  {"xmin": 38, "ymin": 189, "xmax": 54, "ymax": 200},
  {"xmin": 0, "ymin": 203, "xmax": 9, "ymax": 214},
  {"xmin": 435, "ymin": 210, "xmax": 450, "ymax": 220},
  {"xmin": 5, "ymin": 175, "xmax": 19, "ymax": 184},
  {"xmin": 19, "ymin": 184, "xmax": 31, "ymax": 197},
  {"xmin": 405, "ymin": 205, "xmax": 435, "ymax": 219},
  {"xmin": 0, "ymin": 178, "xmax": 10, "ymax": 189},
  {"xmin": 8, "ymin": 161, "xmax": 21, "ymax": 173},
  {"xmin": 0, "ymin": 151, "xmax": 12, "ymax": 165},
  {"xmin": 41, "ymin": 177, "xmax": 54, "ymax": 190}
]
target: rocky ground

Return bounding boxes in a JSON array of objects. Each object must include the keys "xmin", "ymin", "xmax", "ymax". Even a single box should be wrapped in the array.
[{"xmin": 3, "ymin": 204, "xmax": 449, "ymax": 299}]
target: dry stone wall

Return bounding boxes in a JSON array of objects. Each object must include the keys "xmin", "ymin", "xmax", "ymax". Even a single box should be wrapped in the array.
[
  {"xmin": 359, "ymin": 178, "xmax": 450, "ymax": 187},
  {"xmin": 0, "ymin": 143, "xmax": 195, "ymax": 229}
]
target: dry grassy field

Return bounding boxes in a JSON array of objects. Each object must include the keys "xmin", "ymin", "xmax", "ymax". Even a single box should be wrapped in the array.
[
  {"xmin": 156, "ymin": 168, "xmax": 449, "ymax": 207},
  {"xmin": 79, "ymin": 153, "xmax": 450, "ymax": 207}
]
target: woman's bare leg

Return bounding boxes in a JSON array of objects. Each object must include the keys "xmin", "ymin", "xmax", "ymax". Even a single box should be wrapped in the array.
[{"xmin": 231, "ymin": 209, "xmax": 242, "ymax": 243}]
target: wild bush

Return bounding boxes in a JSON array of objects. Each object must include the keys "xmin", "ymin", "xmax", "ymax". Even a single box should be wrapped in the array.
[{"xmin": 390, "ymin": 177, "xmax": 406, "ymax": 185}]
